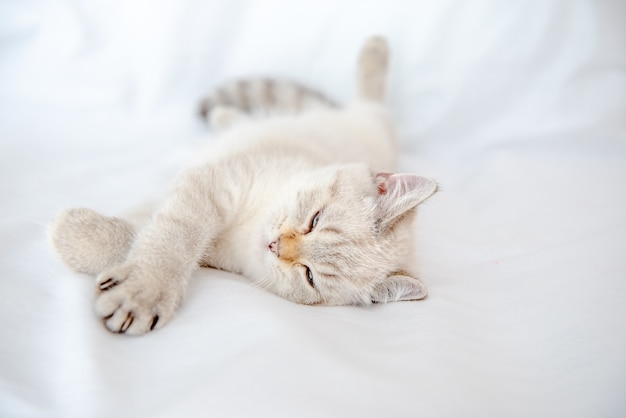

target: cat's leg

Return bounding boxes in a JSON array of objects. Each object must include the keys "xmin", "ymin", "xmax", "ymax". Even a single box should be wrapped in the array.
[
  {"xmin": 50, "ymin": 208, "xmax": 136, "ymax": 276},
  {"xmin": 93, "ymin": 165, "xmax": 232, "ymax": 335},
  {"xmin": 209, "ymin": 105, "xmax": 246, "ymax": 132},
  {"xmin": 356, "ymin": 36, "xmax": 389, "ymax": 102}
]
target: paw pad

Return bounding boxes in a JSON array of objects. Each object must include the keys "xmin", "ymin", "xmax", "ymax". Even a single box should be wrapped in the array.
[{"xmin": 94, "ymin": 264, "xmax": 180, "ymax": 335}]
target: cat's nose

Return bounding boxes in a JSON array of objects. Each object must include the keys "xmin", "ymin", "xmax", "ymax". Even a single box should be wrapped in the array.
[{"xmin": 269, "ymin": 240, "xmax": 279, "ymax": 256}]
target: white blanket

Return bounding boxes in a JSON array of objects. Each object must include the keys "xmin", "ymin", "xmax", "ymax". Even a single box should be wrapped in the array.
[{"xmin": 1, "ymin": 1, "xmax": 625, "ymax": 417}]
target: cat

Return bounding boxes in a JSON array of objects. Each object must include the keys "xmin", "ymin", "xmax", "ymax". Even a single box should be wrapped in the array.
[{"xmin": 49, "ymin": 36, "xmax": 438, "ymax": 336}]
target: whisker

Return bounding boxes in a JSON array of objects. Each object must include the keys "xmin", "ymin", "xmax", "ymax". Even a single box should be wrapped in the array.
[{"xmin": 250, "ymin": 273, "xmax": 273, "ymax": 291}]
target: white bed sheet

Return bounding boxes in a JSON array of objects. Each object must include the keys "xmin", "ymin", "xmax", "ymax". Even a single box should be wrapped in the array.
[{"xmin": 1, "ymin": 1, "xmax": 625, "ymax": 417}]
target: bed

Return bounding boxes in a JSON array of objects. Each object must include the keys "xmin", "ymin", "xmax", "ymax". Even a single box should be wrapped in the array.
[{"xmin": 1, "ymin": 1, "xmax": 625, "ymax": 417}]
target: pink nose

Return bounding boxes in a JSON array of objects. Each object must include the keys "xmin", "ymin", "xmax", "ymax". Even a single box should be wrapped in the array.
[{"xmin": 269, "ymin": 241, "xmax": 278, "ymax": 255}]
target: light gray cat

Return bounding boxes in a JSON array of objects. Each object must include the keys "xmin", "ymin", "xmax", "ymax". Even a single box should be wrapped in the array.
[{"xmin": 50, "ymin": 36, "xmax": 437, "ymax": 335}]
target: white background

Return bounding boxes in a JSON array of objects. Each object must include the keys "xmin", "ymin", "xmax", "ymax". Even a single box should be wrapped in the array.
[{"xmin": 1, "ymin": 1, "xmax": 625, "ymax": 417}]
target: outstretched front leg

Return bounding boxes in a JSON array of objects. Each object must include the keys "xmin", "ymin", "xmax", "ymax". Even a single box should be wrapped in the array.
[
  {"xmin": 51, "ymin": 164, "xmax": 237, "ymax": 335},
  {"xmin": 92, "ymin": 165, "xmax": 230, "ymax": 335}
]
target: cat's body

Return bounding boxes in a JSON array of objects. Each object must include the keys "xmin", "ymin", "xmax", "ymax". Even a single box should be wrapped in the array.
[
  {"xmin": 194, "ymin": 101, "xmax": 396, "ymax": 275},
  {"xmin": 50, "ymin": 37, "xmax": 437, "ymax": 335}
]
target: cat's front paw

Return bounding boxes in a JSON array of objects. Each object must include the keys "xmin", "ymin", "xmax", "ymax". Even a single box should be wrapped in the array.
[
  {"xmin": 95, "ymin": 264, "xmax": 183, "ymax": 335},
  {"xmin": 49, "ymin": 208, "xmax": 134, "ymax": 275}
]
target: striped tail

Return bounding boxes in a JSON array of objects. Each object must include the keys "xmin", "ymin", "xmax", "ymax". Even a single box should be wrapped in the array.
[{"xmin": 198, "ymin": 78, "xmax": 337, "ymax": 121}]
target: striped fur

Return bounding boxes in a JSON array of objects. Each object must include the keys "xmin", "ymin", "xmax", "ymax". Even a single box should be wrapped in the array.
[{"xmin": 198, "ymin": 78, "xmax": 337, "ymax": 121}]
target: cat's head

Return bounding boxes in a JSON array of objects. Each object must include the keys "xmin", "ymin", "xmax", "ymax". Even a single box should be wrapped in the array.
[{"xmin": 254, "ymin": 164, "xmax": 437, "ymax": 306}]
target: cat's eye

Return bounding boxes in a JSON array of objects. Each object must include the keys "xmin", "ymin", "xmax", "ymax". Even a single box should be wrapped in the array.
[
  {"xmin": 305, "ymin": 266, "xmax": 315, "ymax": 288},
  {"xmin": 308, "ymin": 211, "xmax": 321, "ymax": 232}
]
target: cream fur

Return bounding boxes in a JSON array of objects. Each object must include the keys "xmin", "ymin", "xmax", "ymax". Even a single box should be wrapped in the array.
[{"xmin": 49, "ymin": 36, "xmax": 437, "ymax": 335}]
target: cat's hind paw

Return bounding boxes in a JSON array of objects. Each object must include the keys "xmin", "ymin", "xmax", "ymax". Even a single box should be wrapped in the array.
[
  {"xmin": 357, "ymin": 35, "xmax": 389, "ymax": 101},
  {"xmin": 359, "ymin": 36, "xmax": 389, "ymax": 73},
  {"xmin": 209, "ymin": 105, "xmax": 245, "ymax": 131},
  {"xmin": 95, "ymin": 264, "xmax": 182, "ymax": 335}
]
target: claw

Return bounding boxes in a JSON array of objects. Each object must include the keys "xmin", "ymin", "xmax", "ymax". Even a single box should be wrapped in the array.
[
  {"xmin": 119, "ymin": 312, "xmax": 134, "ymax": 333},
  {"xmin": 99, "ymin": 278, "xmax": 119, "ymax": 291},
  {"xmin": 150, "ymin": 315, "xmax": 159, "ymax": 331}
]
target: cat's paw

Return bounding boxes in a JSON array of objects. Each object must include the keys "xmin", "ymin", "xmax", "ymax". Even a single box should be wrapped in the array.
[
  {"xmin": 95, "ymin": 264, "xmax": 183, "ymax": 335},
  {"xmin": 50, "ymin": 208, "xmax": 134, "ymax": 275},
  {"xmin": 209, "ymin": 105, "xmax": 245, "ymax": 131},
  {"xmin": 358, "ymin": 36, "xmax": 389, "ymax": 77},
  {"xmin": 357, "ymin": 36, "xmax": 389, "ymax": 101}
]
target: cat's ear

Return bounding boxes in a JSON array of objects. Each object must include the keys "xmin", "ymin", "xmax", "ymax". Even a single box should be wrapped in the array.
[
  {"xmin": 370, "ymin": 273, "xmax": 427, "ymax": 303},
  {"xmin": 374, "ymin": 173, "xmax": 437, "ymax": 230}
]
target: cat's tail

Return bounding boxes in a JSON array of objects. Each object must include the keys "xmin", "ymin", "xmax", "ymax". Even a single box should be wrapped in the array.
[
  {"xmin": 198, "ymin": 36, "xmax": 389, "ymax": 129},
  {"xmin": 198, "ymin": 78, "xmax": 337, "ymax": 122}
]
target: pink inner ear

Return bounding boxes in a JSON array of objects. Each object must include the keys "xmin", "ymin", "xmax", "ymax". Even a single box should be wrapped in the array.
[
  {"xmin": 376, "ymin": 172, "xmax": 413, "ymax": 198},
  {"xmin": 377, "ymin": 173, "xmax": 437, "ymax": 200},
  {"xmin": 375, "ymin": 172, "xmax": 392, "ymax": 195}
]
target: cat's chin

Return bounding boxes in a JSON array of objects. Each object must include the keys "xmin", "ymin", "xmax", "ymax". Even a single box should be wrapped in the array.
[{"xmin": 237, "ymin": 225, "xmax": 279, "ymax": 287}]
